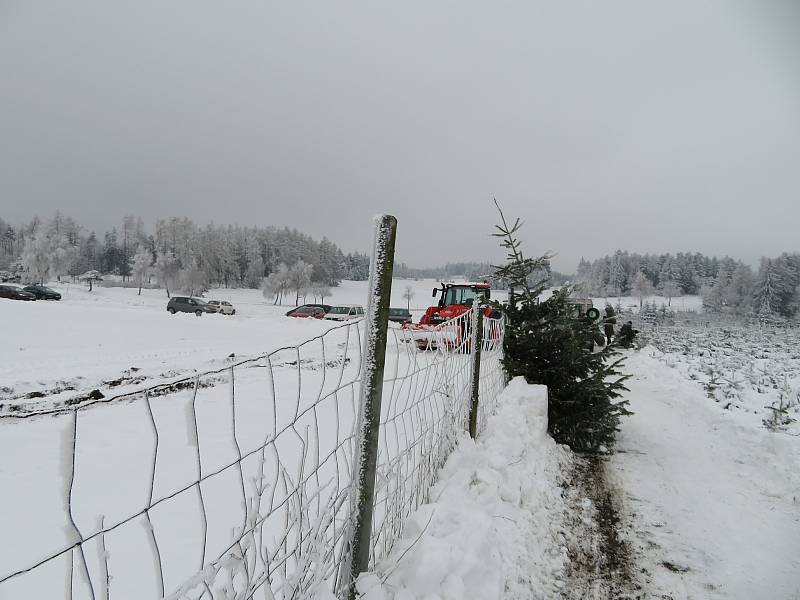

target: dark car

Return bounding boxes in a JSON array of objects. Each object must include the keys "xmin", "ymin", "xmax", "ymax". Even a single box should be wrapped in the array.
[
  {"xmin": 388, "ymin": 308, "xmax": 412, "ymax": 324},
  {"xmin": 286, "ymin": 305, "xmax": 328, "ymax": 319},
  {"xmin": 166, "ymin": 296, "xmax": 216, "ymax": 316},
  {"xmin": 286, "ymin": 304, "xmax": 331, "ymax": 317},
  {"xmin": 0, "ymin": 285, "xmax": 37, "ymax": 301},
  {"xmin": 23, "ymin": 285, "xmax": 62, "ymax": 300}
]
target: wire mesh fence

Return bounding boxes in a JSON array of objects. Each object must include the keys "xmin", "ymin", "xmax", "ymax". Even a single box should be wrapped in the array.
[{"xmin": 0, "ymin": 309, "xmax": 506, "ymax": 600}]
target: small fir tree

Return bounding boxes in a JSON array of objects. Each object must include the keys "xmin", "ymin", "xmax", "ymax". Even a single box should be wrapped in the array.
[{"xmin": 492, "ymin": 201, "xmax": 632, "ymax": 453}]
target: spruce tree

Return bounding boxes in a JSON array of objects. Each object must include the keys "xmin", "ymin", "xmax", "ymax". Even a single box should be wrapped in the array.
[{"xmin": 492, "ymin": 202, "xmax": 632, "ymax": 453}]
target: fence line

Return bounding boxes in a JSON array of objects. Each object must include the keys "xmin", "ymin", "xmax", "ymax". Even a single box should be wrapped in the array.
[{"xmin": 1, "ymin": 226, "xmax": 508, "ymax": 600}]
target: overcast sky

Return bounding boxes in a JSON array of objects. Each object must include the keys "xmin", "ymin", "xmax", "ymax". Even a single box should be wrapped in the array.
[{"xmin": 1, "ymin": 1, "xmax": 798, "ymax": 272}]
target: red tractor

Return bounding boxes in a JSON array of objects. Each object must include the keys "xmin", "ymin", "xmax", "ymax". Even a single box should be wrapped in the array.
[{"xmin": 402, "ymin": 282, "xmax": 499, "ymax": 350}]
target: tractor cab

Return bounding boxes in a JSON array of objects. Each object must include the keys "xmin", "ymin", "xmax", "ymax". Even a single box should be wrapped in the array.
[
  {"xmin": 420, "ymin": 282, "xmax": 492, "ymax": 325},
  {"xmin": 433, "ymin": 282, "xmax": 490, "ymax": 307}
]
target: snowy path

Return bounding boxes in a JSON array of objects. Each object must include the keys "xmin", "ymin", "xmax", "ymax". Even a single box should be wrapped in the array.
[{"xmin": 612, "ymin": 351, "xmax": 800, "ymax": 600}]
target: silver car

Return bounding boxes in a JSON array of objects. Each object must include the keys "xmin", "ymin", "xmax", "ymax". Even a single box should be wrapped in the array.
[
  {"xmin": 207, "ymin": 300, "xmax": 236, "ymax": 315},
  {"xmin": 324, "ymin": 304, "xmax": 365, "ymax": 321}
]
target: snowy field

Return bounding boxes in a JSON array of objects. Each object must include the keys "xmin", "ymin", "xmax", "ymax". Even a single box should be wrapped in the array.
[
  {"xmin": 641, "ymin": 321, "xmax": 800, "ymax": 434},
  {"xmin": 1, "ymin": 276, "xmax": 690, "ymax": 416},
  {"xmin": 0, "ymin": 279, "xmax": 506, "ymax": 599},
  {"xmin": 7, "ymin": 277, "xmax": 791, "ymax": 599},
  {"xmin": 1, "ymin": 278, "xmax": 500, "ymax": 415}
]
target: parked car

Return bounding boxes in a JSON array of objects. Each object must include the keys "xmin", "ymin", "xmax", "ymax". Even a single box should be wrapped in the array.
[
  {"xmin": 286, "ymin": 305, "xmax": 327, "ymax": 319},
  {"xmin": 0, "ymin": 285, "xmax": 37, "ymax": 301},
  {"xmin": 166, "ymin": 296, "xmax": 216, "ymax": 316},
  {"xmin": 22, "ymin": 285, "xmax": 62, "ymax": 300},
  {"xmin": 207, "ymin": 300, "xmax": 236, "ymax": 315},
  {"xmin": 324, "ymin": 304, "xmax": 365, "ymax": 321},
  {"xmin": 388, "ymin": 307, "xmax": 413, "ymax": 324},
  {"xmin": 286, "ymin": 304, "xmax": 330, "ymax": 317}
]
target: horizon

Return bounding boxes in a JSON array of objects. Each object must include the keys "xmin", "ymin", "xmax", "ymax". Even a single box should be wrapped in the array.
[{"xmin": 2, "ymin": 210, "xmax": 780, "ymax": 274}]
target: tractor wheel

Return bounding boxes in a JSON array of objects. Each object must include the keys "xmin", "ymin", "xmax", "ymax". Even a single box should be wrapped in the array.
[{"xmin": 586, "ymin": 307, "xmax": 601, "ymax": 320}]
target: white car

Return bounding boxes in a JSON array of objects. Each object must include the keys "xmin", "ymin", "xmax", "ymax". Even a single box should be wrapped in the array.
[
  {"xmin": 207, "ymin": 300, "xmax": 236, "ymax": 315},
  {"xmin": 324, "ymin": 304, "xmax": 365, "ymax": 321}
]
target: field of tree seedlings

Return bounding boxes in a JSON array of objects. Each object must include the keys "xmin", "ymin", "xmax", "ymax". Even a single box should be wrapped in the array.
[{"xmin": 638, "ymin": 314, "xmax": 800, "ymax": 434}]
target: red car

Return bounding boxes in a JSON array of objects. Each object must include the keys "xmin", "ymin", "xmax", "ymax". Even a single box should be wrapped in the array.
[{"xmin": 286, "ymin": 305, "xmax": 327, "ymax": 319}]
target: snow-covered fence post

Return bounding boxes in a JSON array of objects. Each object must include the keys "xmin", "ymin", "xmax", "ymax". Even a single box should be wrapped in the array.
[
  {"xmin": 347, "ymin": 214, "xmax": 397, "ymax": 598},
  {"xmin": 468, "ymin": 305, "xmax": 484, "ymax": 439}
]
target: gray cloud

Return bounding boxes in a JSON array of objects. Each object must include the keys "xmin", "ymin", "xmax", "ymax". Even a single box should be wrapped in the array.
[{"xmin": 1, "ymin": 1, "xmax": 798, "ymax": 271}]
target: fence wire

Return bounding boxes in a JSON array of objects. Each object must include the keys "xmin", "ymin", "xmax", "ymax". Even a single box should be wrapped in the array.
[{"xmin": 0, "ymin": 309, "xmax": 505, "ymax": 600}]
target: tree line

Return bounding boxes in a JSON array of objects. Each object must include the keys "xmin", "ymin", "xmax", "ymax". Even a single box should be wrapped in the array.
[
  {"xmin": 576, "ymin": 250, "xmax": 800, "ymax": 320},
  {"xmin": 0, "ymin": 213, "xmax": 371, "ymax": 296}
]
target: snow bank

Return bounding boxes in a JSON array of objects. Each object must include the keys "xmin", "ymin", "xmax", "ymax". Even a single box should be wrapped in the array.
[{"xmin": 357, "ymin": 378, "xmax": 571, "ymax": 600}]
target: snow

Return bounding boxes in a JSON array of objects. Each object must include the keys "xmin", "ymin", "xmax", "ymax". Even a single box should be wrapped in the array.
[
  {"xmin": 0, "ymin": 277, "xmax": 510, "ymax": 599},
  {"xmin": 356, "ymin": 345, "xmax": 800, "ymax": 600},
  {"xmin": 356, "ymin": 378, "xmax": 572, "ymax": 600},
  {"xmin": 612, "ymin": 350, "xmax": 800, "ymax": 599},
  {"xmin": 1, "ymin": 278, "xmax": 502, "ymax": 414},
  {"xmin": 4, "ymin": 277, "xmax": 796, "ymax": 599},
  {"xmin": 641, "ymin": 322, "xmax": 800, "ymax": 434}
]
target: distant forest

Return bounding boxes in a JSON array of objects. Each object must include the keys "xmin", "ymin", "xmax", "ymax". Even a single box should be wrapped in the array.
[
  {"xmin": 0, "ymin": 213, "xmax": 570, "ymax": 292},
  {"xmin": 0, "ymin": 213, "xmax": 370, "ymax": 290},
  {"xmin": 2, "ymin": 214, "xmax": 797, "ymax": 319},
  {"xmin": 577, "ymin": 250, "xmax": 800, "ymax": 319}
]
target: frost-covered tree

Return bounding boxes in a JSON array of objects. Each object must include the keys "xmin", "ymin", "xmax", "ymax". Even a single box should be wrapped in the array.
[
  {"xmin": 631, "ymin": 271, "xmax": 654, "ymax": 308},
  {"xmin": 289, "ymin": 260, "xmax": 313, "ymax": 306},
  {"xmin": 310, "ymin": 282, "xmax": 330, "ymax": 303},
  {"xmin": 244, "ymin": 257, "xmax": 265, "ymax": 289},
  {"xmin": 79, "ymin": 270, "xmax": 103, "ymax": 291},
  {"xmin": 50, "ymin": 241, "xmax": 78, "ymax": 283},
  {"xmin": 261, "ymin": 263, "xmax": 291, "ymax": 305},
  {"xmin": 754, "ymin": 258, "xmax": 781, "ymax": 319},
  {"xmin": 606, "ymin": 252, "xmax": 626, "ymax": 296},
  {"xmin": 75, "ymin": 232, "xmax": 99, "ymax": 275},
  {"xmin": 131, "ymin": 246, "xmax": 152, "ymax": 295},
  {"xmin": 702, "ymin": 258, "xmax": 755, "ymax": 314},
  {"xmin": 402, "ymin": 285, "xmax": 415, "ymax": 309},
  {"xmin": 6, "ymin": 212, "xmax": 352, "ymax": 290},
  {"xmin": 724, "ymin": 263, "xmax": 754, "ymax": 312},
  {"xmin": 154, "ymin": 251, "xmax": 180, "ymax": 298},
  {"xmin": 21, "ymin": 235, "xmax": 51, "ymax": 284},
  {"xmin": 178, "ymin": 262, "xmax": 207, "ymax": 297},
  {"xmin": 344, "ymin": 253, "xmax": 370, "ymax": 281},
  {"xmin": 659, "ymin": 280, "xmax": 681, "ymax": 307}
]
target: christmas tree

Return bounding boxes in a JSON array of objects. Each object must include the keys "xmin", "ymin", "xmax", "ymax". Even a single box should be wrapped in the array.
[{"xmin": 492, "ymin": 201, "xmax": 632, "ymax": 453}]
